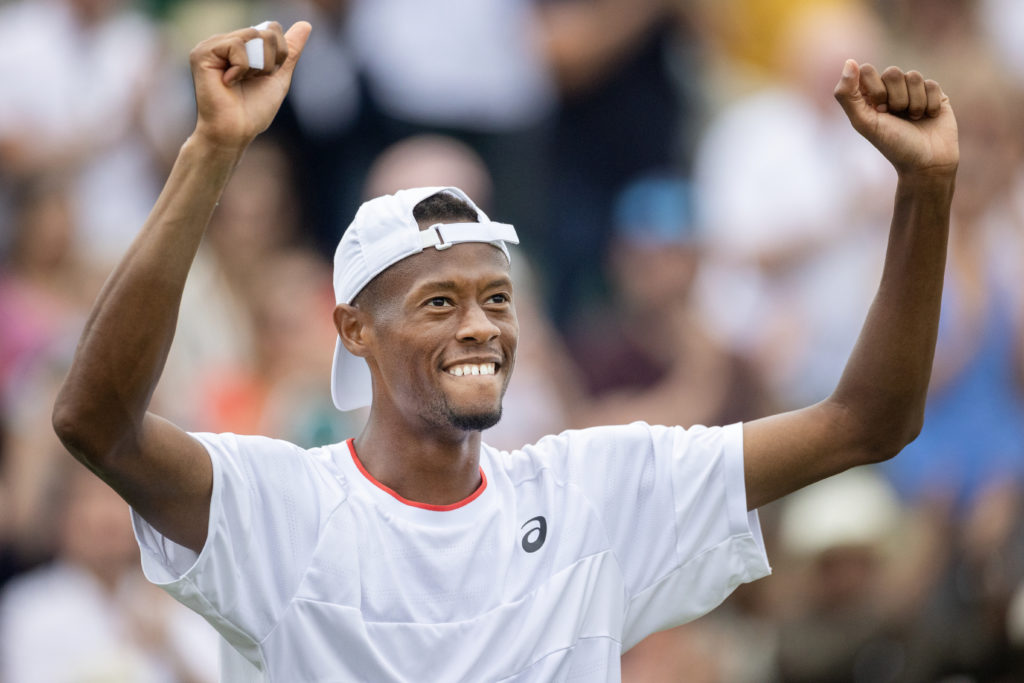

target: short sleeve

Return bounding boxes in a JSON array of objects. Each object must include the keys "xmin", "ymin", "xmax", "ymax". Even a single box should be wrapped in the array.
[
  {"xmin": 131, "ymin": 433, "xmax": 336, "ymax": 667},
  {"xmin": 541, "ymin": 421, "xmax": 771, "ymax": 647}
]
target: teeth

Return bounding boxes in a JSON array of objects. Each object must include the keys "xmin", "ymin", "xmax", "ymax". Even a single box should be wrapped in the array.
[{"xmin": 447, "ymin": 363, "xmax": 496, "ymax": 377}]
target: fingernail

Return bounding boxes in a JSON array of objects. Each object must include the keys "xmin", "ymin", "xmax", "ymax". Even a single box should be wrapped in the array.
[{"xmin": 842, "ymin": 60, "xmax": 855, "ymax": 78}]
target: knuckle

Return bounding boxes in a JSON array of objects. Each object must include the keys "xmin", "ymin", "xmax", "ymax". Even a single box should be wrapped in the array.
[{"xmin": 882, "ymin": 66, "xmax": 903, "ymax": 81}]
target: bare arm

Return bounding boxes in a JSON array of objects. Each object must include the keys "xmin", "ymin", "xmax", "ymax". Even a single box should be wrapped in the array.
[
  {"xmin": 51, "ymin": 22, "xmax": 311, "ymax": 552},
  {"xmin": 743, "ymin": 60, "xmax": 959, "ymax": 510}
]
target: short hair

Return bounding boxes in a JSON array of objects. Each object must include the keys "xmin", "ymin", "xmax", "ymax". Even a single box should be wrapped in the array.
[
  {"xmin": 353, "ymin": 192, "xmax": 479, "ymax": 312},
  {"xmin": 412, "ymin": 191, "xmax": 480, "ymax": 225}
]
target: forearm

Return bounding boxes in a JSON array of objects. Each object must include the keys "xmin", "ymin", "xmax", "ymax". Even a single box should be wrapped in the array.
[
  {"xmin": 53, "ymin": 136, "xmax": 244, "ymax": 460},
  {"xmin": 831, "ymin": 171, "xmax": 955, "ymax": 455}
]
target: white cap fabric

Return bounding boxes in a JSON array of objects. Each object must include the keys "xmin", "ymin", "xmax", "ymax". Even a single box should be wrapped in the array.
[{"xmin": 331, "ymin": 186, "xmax": 519, "ymax": 411}]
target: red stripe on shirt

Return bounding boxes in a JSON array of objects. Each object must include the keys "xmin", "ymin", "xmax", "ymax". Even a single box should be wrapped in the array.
[{"xmin": 346, "ymin": 439, "xmax": 487, "ymax": 511}]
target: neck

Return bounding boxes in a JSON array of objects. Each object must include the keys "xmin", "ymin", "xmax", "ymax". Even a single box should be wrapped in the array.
[{"xmin": 352, "ymin": 416, "xmax": 484, "ymax": 507}]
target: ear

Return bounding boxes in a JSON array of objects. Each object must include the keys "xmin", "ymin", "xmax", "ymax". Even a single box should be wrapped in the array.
[{"xmin": 334, "ymin": 303, "xmax": 373, "ymax": 358}]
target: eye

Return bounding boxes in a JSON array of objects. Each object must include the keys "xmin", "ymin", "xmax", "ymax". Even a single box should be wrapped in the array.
[
  {"xmin": 487, "ymin": 293, "xmax": 510, "ymax": 305},
  {"xmin": 426, "ymin": 296, "xmax": 452, "ymax": 308}
]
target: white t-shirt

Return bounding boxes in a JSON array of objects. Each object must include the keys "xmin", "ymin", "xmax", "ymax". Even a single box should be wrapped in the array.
[{"xmin": 132, "ymin": 422, "xmax": 770, "ymax": 682}]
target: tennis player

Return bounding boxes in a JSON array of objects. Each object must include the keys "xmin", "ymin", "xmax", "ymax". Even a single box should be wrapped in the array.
[{"xmin": 53, "ymin": 20, "xmax": 958, "ymax": 681}]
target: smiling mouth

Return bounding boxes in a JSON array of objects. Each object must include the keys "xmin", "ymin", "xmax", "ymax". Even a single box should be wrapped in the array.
[{"xmin": 445, "ymin": 362, "xmax": 497, "ymax": 377}]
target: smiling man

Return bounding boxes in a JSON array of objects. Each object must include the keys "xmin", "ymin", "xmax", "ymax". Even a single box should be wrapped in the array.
[{"xmin": 52, "ymin": 19, "xmax": 958, "ymax": 683}]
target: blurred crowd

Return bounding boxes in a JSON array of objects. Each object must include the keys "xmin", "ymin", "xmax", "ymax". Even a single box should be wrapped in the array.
[{"xmin": 1, "ymin": 0, "xmax": 1023, "ymax": 681}]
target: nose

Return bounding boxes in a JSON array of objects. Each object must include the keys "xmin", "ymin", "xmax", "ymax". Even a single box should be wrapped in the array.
[{"xmin": 457, "ymin": 302, "xmax": 500, "ymax": 343}]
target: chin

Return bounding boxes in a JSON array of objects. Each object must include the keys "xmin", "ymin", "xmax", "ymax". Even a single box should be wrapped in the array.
[
  {"xmin": 448, "ymin": 406, "xmax": 503, "ymax": 432},
  {"xmin": 448, "ymin": 409, "xmax": 503, "ymax": 430}
]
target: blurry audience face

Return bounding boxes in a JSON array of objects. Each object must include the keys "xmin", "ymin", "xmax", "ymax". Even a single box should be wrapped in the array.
[
  {"xmin": 779, "ymin": 2, "xmax": 883, "ymax": 108},
  {"xmin": 362, "ymin": 135, "xmax": 493, "ymax": 206},
  {"xmin": 10, "ymin": 181, "xmax": 75, "ymax": 273},
  {"xmin": 210, "ymin": 139, "xmax": 298, "ymax": 263},
  {"xmin": 609, "ymin": 178, "xmax": 699, "ymax": 313},
  {"xmin": 59, "ymin": 467, "xmax": 139, "ymax": 585},
  {"xmin": 812, "ymin": 545, "xmax": 880, "ymax": 610},
  {"xmin": 611, "ymin": 243, "xmax": 698, "ymax": 312},
  {"xmin": 68, "ymin": 0, "xmax": 122, "ymax": 24},
  {"xmin": 947, "ymin": 69, "xmax": 1023, "ymax": 221},
  {"xmin": 892, "ymin": 0, "xmax": 975, "ymax": 41},
  {"xmin": 251, "ymin": 251, "xmax": 337, "ymax": 378}
]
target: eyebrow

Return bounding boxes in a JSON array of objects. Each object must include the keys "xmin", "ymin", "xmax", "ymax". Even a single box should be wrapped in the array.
[{"xmin": 409, "ymin": 277, "xmax": 512, "ymax": 298}]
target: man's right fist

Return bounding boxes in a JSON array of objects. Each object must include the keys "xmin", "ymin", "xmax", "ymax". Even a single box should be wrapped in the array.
[{"xmin": 189, "ymin": 21, "xmax": 311, "ymax": 150}]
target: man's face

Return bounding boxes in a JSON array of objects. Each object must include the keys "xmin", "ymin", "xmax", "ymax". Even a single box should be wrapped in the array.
[{"xmin": 363, "ymin": 242, "xmax": 518, "ymax": 434}]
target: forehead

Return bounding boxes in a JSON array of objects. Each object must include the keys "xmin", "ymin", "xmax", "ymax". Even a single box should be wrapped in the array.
[{"xmin": 374, "ymin": 242, "xmax": 512, "ymax": 301}]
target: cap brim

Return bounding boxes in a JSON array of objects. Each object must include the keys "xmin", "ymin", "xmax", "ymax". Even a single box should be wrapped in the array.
[{"xmin": 331, "ymin": 338, "xmax": 373, "ymax": 411}]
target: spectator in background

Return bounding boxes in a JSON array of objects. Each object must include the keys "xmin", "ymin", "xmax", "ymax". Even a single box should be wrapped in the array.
[
  {"xmin": 0, "ymin": 0, "xmax": 189, "ymax": 267},
  {"xmin": 691, "ymin": 1, "xmax": 894, "ymax": 409},
  {"xmin": 263, "ymin": 0, "xmax": 557, "ymax": 262},
  {"xmin": 978, "ymin": 0, "xmax": 1024, "ymax": 89},
  {"xmin": 0, "ymin": 175, "xmax": 101, "ymax": 579},
  {"xmin": 879, "ymin": 57, "xmax": 1024, "ymax": 681},
  {"xmin": 874, "ymin": 0, "xmax": 973, "ymax": 68},
  {"xmin": 169, "ymin": 137, "xmax": 357, "ymax": 446},
  {"xmin": 1, "ymin": 1, "xmax": 1021, "ymax": 679},
  {"xmin": 772, "ymin": 468, "xmax": 937, "ymax": 683},
  {"xmin": 0, "ymin": 176, "xmax": 97, "ymax": 401},
  {"xmin": 263, "ymin": 0, "xmax": 366, "ymax": 258},
  {"xmin": 0, "ymin": 464, "xmax": 219, "ymax": 682},
  {"xmin": 883, "ymin": 60, "xmax": 1024, "ymax": 515},
  {"xmin": 267, "ymin": 0, "xmax": 688, "ymax": 318},
  {"xmin": 361, "ymin": 135, "xmax": 495, "ymax": 207},
  {"xmin": 348, "ymin": 0, "xmax": 556, "ymax": 233},
  {"xmin": 598, "ymin": 176, "xmax": 773, "ymax": 683},
  {"xmin": 568, "ymin": 174, "xmax": 768, "ymax": 429},
  {"xmin": 537, "ymin": 0, "xmax": 694, "ymax": 328},
  {"xmin": 690, "ymin": 0, "xmax": 844, "ymax": 90},
  {"xmin": 194, "ymin": 250, "xmax": 344, "ymax": 447}
]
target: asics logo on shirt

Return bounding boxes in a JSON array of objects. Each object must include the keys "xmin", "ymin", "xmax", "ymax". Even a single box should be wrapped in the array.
[{"xmin": 521, "ymin": 516, "xmax": 547, "ymax": 553}]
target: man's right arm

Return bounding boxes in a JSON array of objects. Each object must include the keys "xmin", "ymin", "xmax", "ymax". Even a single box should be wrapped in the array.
[{"xmin": 52, "ymin": 22, "xmax": 311, "ymax": 554}]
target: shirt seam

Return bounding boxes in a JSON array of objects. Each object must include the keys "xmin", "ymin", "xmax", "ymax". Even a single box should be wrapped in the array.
[
  {"xmin": 258, "ymin": 490, "xmax": 353, "ymax": 654},
  {"xmin": 493, "ymin": 633, "xmax": 622, "ymax": 682},
  {"xmin": 626, "ymin": 528, "xmax": 759, "ymax": 615},
  {"xmin": 285, "ymin": 546, "xmax": 618, "ymax": 627}
]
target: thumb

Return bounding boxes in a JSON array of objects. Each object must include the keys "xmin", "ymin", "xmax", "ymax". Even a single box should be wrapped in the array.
[
  {"xmin": 833, "ymin": 58, "xmax": 872, "ymax": 130},
  {"xmin": 279, "ymin": 21, "xmax": 312, "ymax": 78}
]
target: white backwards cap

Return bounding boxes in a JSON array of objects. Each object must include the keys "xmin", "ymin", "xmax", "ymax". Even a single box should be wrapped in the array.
[{"xmin": 331, "ymin": 186, "xmax": 519, "ymax": 410}]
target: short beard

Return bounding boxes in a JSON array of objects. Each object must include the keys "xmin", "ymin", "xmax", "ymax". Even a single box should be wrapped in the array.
[
  {"xmin": 447, "ymin": 406, "xmax": 503, "ymax": 432},
  {"xmin": 422, "ymin": 394, "xmax": 504, "ymax": 433}
]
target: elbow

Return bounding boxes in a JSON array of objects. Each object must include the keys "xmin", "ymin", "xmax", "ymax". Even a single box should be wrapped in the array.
[
  {"xmin": 830, "ymin": 396, "xmax": 924, "ymax": 466},
  {"xmin": 51, "ymin": 387, "xmax": 128, "ymax": 469},
  {"xmin": 52, "ymin": 391, "xmax": 93, "ymax": 462},
  {"xmin": 859, "ymin": 412, "xmax": 925, "ymax": 465}
]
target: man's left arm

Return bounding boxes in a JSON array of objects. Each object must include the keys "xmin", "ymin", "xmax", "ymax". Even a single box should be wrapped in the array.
[{"xmin": 743, "ymin": 60, "xmax": 959, "ymax": 510}]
